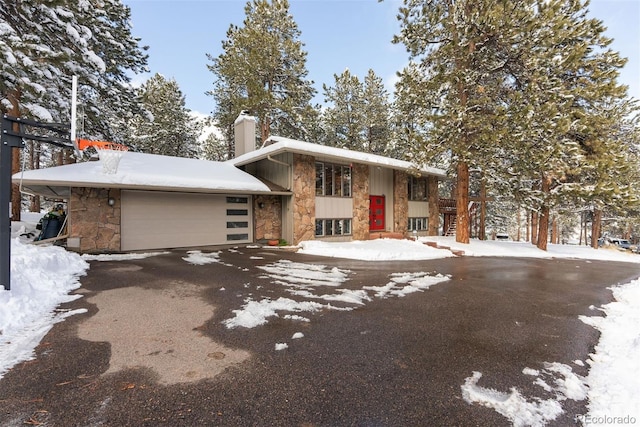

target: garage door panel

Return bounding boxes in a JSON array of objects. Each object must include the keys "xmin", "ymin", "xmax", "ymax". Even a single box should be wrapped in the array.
[{"xmin": 121, "ymin": 191, "xmax": 252, "ymax": 251}]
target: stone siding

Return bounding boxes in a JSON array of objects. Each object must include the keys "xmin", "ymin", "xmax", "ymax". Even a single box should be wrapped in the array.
[
  {"xmin": 254, "ymin": 195, "xmax": 282, "ymax": 241},
  {"xmin": 351, "ymin": 163, "xmax": 370, "ymax": 240},
  {"xmin": 292, "ymin": 154, "xmax": 316, "ymax": 244},
  {"xmin": 393, "ymin": 170, "xmax": 408, "ymax": 236},
  {"xmin": 69, "ymin": 187, "xmax": 121, "ymax": 253}
]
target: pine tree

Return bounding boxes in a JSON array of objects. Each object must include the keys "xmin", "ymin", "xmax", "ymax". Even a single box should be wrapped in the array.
[
  {"xmin": 200, "ymin": 116, "xmax": 230, "ymax": 161},
  {"xmin": 394, "ymin": 0, "xmax": 536, "ymax": 244},
  {"xmin": 128, "ymin": 74, "xmax": 201, "ymax": 158},
  {"xmin": 207, "ymin": 0, "xmax": 316, "ymax": 150},
  {"xmin": 499, "ymin": 0, "xmax": 633, "ymax": 250},
  {"xmin": 392, "ymin": 62, "xmax": 440, "ymax": 163},
  {"xmin": 0, "ymin": 0, "xmax": 148, "ymax": 133},
  {"xmin": 363, "ymin": 69, "xmax": 392, "ymax": 155},
  {"xmin": 322, "ymin": 69, "xmax": 365, "ymax": 150},
  {"xmin": 1, "ymin": 0, "xmax": 148, "ymax": 219}
]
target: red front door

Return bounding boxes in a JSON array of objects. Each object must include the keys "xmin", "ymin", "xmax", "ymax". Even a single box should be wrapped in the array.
[{"xmin": 369, "ymin": 195, "xmax": 385, "ymax": 231}]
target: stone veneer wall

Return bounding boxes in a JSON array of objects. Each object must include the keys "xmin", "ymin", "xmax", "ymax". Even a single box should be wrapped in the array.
[
  {"xmin": 351, "ymin": 163, "xmax": 370, "ymax": 240},
  {"xmin": 427, "ymin": 176, "xmax": 439, "ymax": 235},
  {"xmin": 393, "ymin": 170, "xmax": 408, "ymax": 236},
  {"xmin": 69, "ymin": 187, "xmax": 121, "ymax": 253},
  {"xmin": 254, "ymin": 195, "xmax": 282, "ymax": 241},
  {"xmin": 292, "ymin": 154, "xmax": 316, "ymax": 244}
]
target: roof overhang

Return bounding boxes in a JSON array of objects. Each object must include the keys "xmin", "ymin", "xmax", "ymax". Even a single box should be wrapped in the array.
[
  {"xmin": 18, "ymin": 181, "xmax": 290, "ymax": 199},
  {"xmin": 231, "ymin": 136, "xmax": 448, "ymax": 179},
  {"xmin": 13, "ymin": 152, "xmax": 282, "ymax": 198}
]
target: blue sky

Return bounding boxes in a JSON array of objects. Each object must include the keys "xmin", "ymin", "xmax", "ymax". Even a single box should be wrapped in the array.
[{"xmin": 123, "ymin": 0, "xmax": 640, "ymax": 116}]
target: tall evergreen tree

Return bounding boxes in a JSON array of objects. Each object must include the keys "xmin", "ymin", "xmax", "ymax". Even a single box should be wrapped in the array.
[
  {"xmin": 395, "ymin": 0, "xmax": 535, "ymax": 244},
  {"xmin": 322, "ymin": 68, "xmax": 391, "ymax": 153},
  {"xmin": 497, "ymin": 0, "xmax": 633, "ymax": 250},
  {"xmin": 392, "ymin": 62, "xmax": 437, "ymax": 163},
  {"xmin": 128, "ymin": 73, "xmax": 201, "ymax": 158},
  {"xmin": 1, "ymin": 0, "xmax": 148, "ymax": 219},
  {"xmin": 322, "ymin": 69, "xmax": 365, "ymax": 150},
  {"xmin": 363, "ymin": 69, "xmax": 392, "ymax": 155},
  {"xmin": 0, "ymin": 0, "xmax": 148, "ymax": 133},
  {"xmin": 207, "ymin": 0, "xmax": 316, "ymax": 150},
  {"xmin": 394, "ymin": 0, "xmax": 635, "ymax": 248}
]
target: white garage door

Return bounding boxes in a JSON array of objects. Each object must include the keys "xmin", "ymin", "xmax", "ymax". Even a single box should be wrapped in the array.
[{"xmin": 121, "ymin": 190, "xmax": 252, "ymax": 251}]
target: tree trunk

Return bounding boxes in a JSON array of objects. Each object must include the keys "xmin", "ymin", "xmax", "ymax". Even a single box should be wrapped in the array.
[
  {"xmin": 479, "ymin": 179, "xmax": 486, "ymax": 240},
  {"xmin": 28, "ymin": 141, "xmax": 41, "ymax": 213},
  {"xmin": 537, "ymin": 207, "xmax": 549, "ymax": 251},
  {"xmin": 536, "ymin": 175, "xmax": 552, "ymax": 251},
  {"xmin": 550, "ymin": 217, "xmax": 558, "ymax": 244},
  {"xmin": 591, "ymin": 208, "xmax": 602, "ymax": 249},
  {"xmin": 260, "ymin": 115, "xmax": 270, "ymax": 145},
  {"xmin": 427, "ymin": 176, "xmax": 439, "ymax": 236},
  {"xmin": 455, "ymin": 161, "xmax": 470, "ymax": 244},
  {"xmin": 531, "ymin": 211, "xmax": 538, "ymax": 245},
  {"xmin": 55, "ymin": 149, "xmax": 63, "ymax": 166}
]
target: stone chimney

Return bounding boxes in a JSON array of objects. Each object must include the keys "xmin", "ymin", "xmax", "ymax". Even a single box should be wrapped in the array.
[{"xmin": 234, "ymin": 111, "xmax": 257, "ymax": 158}]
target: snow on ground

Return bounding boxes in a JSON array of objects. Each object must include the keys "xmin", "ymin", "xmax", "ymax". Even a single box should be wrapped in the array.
[
  {"xmin": 2, "ymin": 218, "xmax": 640, "ymax": 426},
  {"xmin": 222, "ymin": 259, "xmax": 449, "ymax": 329},
  {"xmin": 422, "ymin": 235, "xmax": 640, "ymax": 263},
  {"xmin": 579, "ymin": 279, "xmax": 640, "ymax": 424},
  {"xmin": 298, "ymin": 238, "xmax": 455, "ymax": 260}
]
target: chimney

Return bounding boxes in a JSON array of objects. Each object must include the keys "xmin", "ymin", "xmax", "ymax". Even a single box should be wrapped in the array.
[{"xmin": 234, "ymin": 111, "xmax": 257, "ymax": 158}]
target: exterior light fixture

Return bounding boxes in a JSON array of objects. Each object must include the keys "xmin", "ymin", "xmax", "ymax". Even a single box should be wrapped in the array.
[{"xmin": 108, "ymin": 197, "xmax": 116, "ymax": 207}]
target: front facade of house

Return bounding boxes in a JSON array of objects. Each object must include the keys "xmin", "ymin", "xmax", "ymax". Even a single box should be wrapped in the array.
[
  {"xmin": 15, "ymin": 114, "xmax": 446, "ymax": 253},
  {"xmin": 232, "ymin": 115, "xmax": 444, "ymax": 246},
  {"xmin": 239, "ymin": 145, "xmax": 442, "ymax": 246}
]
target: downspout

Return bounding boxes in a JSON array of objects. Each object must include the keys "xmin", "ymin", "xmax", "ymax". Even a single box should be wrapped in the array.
[{"xmin": 267, "ymin": 154, "xmax": 292, "ymax": 191}]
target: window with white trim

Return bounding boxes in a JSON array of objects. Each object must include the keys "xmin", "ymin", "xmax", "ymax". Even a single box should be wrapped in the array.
[
  {"xmin": 315, "ymin": 162, "xmax": 351, "ymax": 197},
  {"xmin": 408, "ymin": 217, "xmax": 428, "ymax": 231},
  {"xmin": 408, "ymin": 176, "xmax": 428, "ymax": 201},
  {"xmin": 315, "ymin": 219, "xmax": 352, "ymax": 237}
]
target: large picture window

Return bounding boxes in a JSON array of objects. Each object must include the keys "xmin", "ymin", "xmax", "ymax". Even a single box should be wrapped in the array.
[
  {"xmin": 315, "ymin": 162, "xmax": 351, "ymax": 197},
  {"xmin": 408, "ymin": 176, "xmax": 428, "ymax": 201}
]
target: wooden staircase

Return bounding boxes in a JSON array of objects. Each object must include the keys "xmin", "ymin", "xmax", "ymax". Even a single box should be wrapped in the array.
[
  {"xmin": 443, "ymin": 201, "xmax": 480, "ymax": 237},
  {"xmin": 445, "ymin": 220, "xmax": 456, "ymax": 236}
]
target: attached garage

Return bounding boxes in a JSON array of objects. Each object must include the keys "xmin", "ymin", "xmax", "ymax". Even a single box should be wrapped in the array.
[{"xmin": 121, "ymin": 190, "xmax": 253, "ymax": 251}]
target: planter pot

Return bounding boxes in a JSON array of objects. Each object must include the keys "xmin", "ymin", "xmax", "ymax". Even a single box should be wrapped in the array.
[{"xmin": 267, "ymin": 239, "xmax": 279, "ymax": 246}]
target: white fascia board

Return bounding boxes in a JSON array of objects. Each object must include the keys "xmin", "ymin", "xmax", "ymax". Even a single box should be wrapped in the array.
[{"xmin": 230, "ymin": 136, "xmax": 447, "ymax": 178}]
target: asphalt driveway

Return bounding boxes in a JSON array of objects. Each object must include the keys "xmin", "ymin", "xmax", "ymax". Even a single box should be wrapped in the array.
[{"xmin": 1, "ymin": 246, "xmax": 638, "ymax": 426}]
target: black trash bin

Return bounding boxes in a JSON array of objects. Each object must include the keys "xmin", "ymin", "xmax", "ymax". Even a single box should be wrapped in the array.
[{"xmin": 39, "ymin": 217, "xmax": 63, "ymax": 240}]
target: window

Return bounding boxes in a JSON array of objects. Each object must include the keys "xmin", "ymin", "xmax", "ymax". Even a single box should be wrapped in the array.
[
  {"xmin": 227, "ymin": 209, "xmax": 248, "ymax": 216},
  {"xmin": 227, "ymin": 233, "xmax": 249, "ymax": 241},
  {"xmin": 227, "ymin": 221, "xmax": 248, "ymax": 228},
  {"xmin": 408, "ymin": 217, "xmax": 428, "ymax": 231},
  {"xmin": 408, "ymin": 176, "xmax": 428, "ymax": 201},
  {"xmin": 315, "ymin": 219, "xmax": 352, "ymax": 237},
  {"xmin": 315, "ymin": 162, "xmax": 352, "ymax": 197},
  {"xmin": 226, "ymin": 196, "xmax": 248, "ymax": 204}
]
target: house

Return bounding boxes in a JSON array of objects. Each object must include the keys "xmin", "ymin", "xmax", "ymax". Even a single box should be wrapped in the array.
[{"xmin": 14, "ymin": 113, "xmax": 447, "ymax": 253}]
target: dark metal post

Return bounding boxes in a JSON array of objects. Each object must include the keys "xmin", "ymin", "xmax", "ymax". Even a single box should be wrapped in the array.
[
  {"xmin": 1, "ymin": 114, "xmax": 71, "ymax": 291},
  {"xmin": 1, "ymin": 115, "xmax": 25, "ymax": 291}
]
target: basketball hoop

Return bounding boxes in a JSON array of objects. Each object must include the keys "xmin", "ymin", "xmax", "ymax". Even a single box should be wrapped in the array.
[{"xmin": 77, "ymin": 139, "xmax": 129, "ymax": 174}]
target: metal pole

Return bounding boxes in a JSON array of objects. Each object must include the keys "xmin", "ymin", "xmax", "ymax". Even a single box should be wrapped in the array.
[
  {"xmin": 71, "ymin": 76, "xmax": 80, "ymax": 157},
  {"xmin": 1, "ymin": 117, "xmax": 15, "ymax": 290},
  {"xmin": 1, "ymin": 114, "xmax": 70, "ymax": 291}
]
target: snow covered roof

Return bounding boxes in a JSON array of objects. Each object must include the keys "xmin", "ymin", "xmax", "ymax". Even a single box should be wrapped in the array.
[
  {"xmin": 13, "ymin": 151, "xmax": 272, "ymax": 198},
  {"xmin": 230, "ymin": 136, "xmax": 447, "ymax": 178}
]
